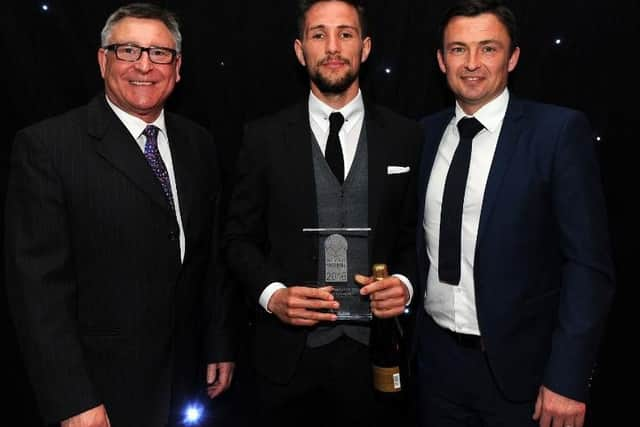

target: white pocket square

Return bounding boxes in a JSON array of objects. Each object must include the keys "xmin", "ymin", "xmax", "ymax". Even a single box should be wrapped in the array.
[{"xmin": 387, "ymin": 166, "xmax": 410, "ymax": 175}]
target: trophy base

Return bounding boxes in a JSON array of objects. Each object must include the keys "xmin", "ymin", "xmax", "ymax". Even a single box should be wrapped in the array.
[{"xmin": 335, "ymin": 312, "xmax": 373, "ymax": 321}]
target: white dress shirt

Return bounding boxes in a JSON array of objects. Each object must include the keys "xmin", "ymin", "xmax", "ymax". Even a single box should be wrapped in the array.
[
  {"xmin": 258, "ymin": 90, "xmax": 413, "ymax": 312},
  {"xmin": 308, "ymin": 89, "xmax": 365, "ymax": 175},
  {"xmin": 106, "ymin": 96, "xmax": 185, "ymax": 262},
  {"xmin": 423, "ymin": 89, "xmax": 510, "ymax": 335}
]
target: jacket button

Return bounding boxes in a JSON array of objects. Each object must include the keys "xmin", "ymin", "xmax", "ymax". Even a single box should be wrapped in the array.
[{"xmin": 168, "ymin": 231, "xmax": 178, "ymax": 241}]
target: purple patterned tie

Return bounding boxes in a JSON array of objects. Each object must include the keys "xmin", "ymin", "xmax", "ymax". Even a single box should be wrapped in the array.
[{"xmin": 142, "ymin": 125, "xmax": 175, "ymax": 212}]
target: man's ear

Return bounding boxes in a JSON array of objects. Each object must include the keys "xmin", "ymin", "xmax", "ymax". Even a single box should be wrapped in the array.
[
  {"xmin": 294, "ymin": 39, "xmax": 306, "ymax": 67},
  {"xmin": 360, "ymin": 36, "xmax": 372, "ymax": 63},
  {"xmin": 437, "ymin": 49, "xmax": 447, "ymax": 74}
]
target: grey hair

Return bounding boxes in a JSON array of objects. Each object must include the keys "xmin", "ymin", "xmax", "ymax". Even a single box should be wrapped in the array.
[{"xmin": 100, "ymin": 3, "xmax": 182, "ymax": 52}]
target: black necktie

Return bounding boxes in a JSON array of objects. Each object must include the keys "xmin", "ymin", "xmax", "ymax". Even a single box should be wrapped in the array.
[
  {"xmin": 326, "ymin": 112, "xmax": 345, "ymax": 184},
  {"xmin": 438, "ymin": 117, "xmax": 484, "ymax": 285}
]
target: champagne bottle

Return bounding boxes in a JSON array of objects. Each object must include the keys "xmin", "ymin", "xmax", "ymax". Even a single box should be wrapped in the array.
[{"xmin": 370, "ymin": 263, "xmax": 404, "ymax": 395}]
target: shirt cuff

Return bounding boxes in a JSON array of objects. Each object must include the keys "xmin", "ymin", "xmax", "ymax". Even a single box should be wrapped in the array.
[
  {"xmin": 392, "ymin": 273, "xmax": 413, "ymax": 305},
  {"xmin": 258, "ymin": 282, "xmax": 286, "ymax": 313}
]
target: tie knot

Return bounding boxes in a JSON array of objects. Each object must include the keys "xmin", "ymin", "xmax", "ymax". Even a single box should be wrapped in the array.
[
  {"xmin": 329, "ymin": 112, "xmax": 344, "ymax": 134},
  {"xmin": 143, "ymin": 125, "xmax": 160, "ymax": 142},
  {"xmin": 457, "ymin": 117, "xmax": 484, "ymax": 140}
]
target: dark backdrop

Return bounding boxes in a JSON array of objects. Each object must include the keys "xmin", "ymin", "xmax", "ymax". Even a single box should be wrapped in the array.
[{"xmin": 1, "ymin": 1, "xmax": 634, "ymax": 426}]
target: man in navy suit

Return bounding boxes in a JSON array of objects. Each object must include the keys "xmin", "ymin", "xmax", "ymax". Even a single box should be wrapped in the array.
[
  {"xmin": 4, "ymin": 3, "xmax": 234, "ymax": 426},
  {"xmin": 415, "ymin": 1, "xmax": 615, "ymax": 426}
]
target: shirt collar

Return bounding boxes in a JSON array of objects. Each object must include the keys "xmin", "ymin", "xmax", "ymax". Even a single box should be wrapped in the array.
[
  {"xmin": 105, "ymin": 95, "xmax": 167, "ymax": 140},
  {"xmin": 308, "ymin": 89, "xmax": 364, "ymax": 134},
  {"xmin": 454, "ymin": 88, "xmax": 510, "ymax": 133}
]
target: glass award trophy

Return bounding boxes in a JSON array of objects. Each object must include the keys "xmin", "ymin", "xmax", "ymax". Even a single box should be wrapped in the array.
[{"xmin": 303, "ymin": 227, "xmax": 372, "ymax": 321}]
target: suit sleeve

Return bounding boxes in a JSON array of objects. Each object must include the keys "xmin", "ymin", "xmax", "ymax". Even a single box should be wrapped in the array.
[
  {"xmin": 223, "ymin": 122, "xmax": 278, "ymax": 307},
  {"xmin": 543, "ymin": 111, "xmax": 615, "ymax": 401},
  {"xmin": 203, "ymin": 184, "xmax": 236, "ymax": 362},
  {"xmin": 389, "ymin": 121, "xmax": 423, "ymax": 288},
  {"xmin": 4, "ymin": 129, "xmax": 100, "ymax": 422}
]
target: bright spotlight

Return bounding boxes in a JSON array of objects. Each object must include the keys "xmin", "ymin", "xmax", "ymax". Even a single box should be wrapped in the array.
[{"xmin": 183, "ymin": 403, "xmax": 204, "ymax": 425}]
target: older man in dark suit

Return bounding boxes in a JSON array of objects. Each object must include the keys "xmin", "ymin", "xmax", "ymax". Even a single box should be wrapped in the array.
[{"xmin": 4, "ymin": 3, "xmax": 234, "ymax": 426}]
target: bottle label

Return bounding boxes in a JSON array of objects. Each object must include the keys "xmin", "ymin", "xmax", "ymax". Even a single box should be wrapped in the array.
[{"xmin": 372, "ymin": 365, "xmax": 401, "ymax": 392}]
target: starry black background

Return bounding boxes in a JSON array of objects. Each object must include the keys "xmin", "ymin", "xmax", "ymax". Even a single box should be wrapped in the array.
[{"xmin": 1, "ymin": 1, "xmax": 635, "ymax": 425}]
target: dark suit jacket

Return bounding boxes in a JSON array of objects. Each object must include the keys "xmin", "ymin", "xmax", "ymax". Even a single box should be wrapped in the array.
[
  {"xmin": 4, "ymin": 95, "xmax": 234, "ymax": 426},
  {"xmin": 415, "ymin": 97, "xmax": 615, "ymax": 402},
  {"xmin": 224, "ymin": 100, "xmax": 422, "ymax": 384}
]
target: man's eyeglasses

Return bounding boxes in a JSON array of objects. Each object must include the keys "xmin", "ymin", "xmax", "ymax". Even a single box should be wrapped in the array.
[{"xmin": 103, "ymin": 44, "xmax": 178, "ymax": 64}]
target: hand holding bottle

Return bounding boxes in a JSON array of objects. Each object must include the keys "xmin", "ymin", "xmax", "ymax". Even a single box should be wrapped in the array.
[{"xmin": 355, "ymin": 270, "xmax": 408, "ymax": 318}]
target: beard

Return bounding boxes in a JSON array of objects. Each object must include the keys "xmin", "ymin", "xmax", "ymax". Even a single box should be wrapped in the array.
[{"xmin": 308, "ymin": 59, "xmax": 358, "ymax": 95}]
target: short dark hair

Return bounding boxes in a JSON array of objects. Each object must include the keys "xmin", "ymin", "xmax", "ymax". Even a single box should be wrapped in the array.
[
  {"xmin": 439, "ymin": 0, "xmax": 518, "ymax": 54},
  {"xmin": 101, "ymin": 3, "xmax": 182, "ymax": 52},
  {"xmin": 297, "ymin": 0, "xmax": 368, "ymax": 39}
]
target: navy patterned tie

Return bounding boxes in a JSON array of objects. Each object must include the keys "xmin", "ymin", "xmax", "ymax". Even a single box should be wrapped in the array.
[
  {"xmin": 142, "ymin": 125, "xmax": 175, "ymax": 212},
  {"xmin": 438, "ymin": 117, "xmax": 484, "ymax": 285}
]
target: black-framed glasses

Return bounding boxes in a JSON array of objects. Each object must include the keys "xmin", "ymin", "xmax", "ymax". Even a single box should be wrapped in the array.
[{"xmin": 103, "ymin": 43, "xmax": 178, "ymax": 64}]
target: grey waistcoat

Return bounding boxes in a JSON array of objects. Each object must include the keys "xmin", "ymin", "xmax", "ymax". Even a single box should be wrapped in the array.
[{"xmin": 306, "ymin": 127, "xmax": 371, "ymax": 347}]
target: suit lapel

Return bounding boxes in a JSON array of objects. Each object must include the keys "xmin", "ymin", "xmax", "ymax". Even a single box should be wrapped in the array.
[
  {"xmin": 89, "ymin": 96, "xmax": 171, "ymax": 213},
  {"xmin": 165, "ymin": 117, "xmax": 195, "ymax": 230},
  {"xmin": 416, "ymin": 111, "xmax": 452, "ymax": 292},
  {"xmin": 417, "ymin": 111, "xmax": 453, "ymax": 222},
  {"xmin": 284, "ymin": 104, "xmax": 317, "ymax": 227},
  {"xmin": 477, "ymin": 99, "xmax": 524, "ymax": 243},
  {"xmin": 365, "ymin": 105, "xmax": 386, "ymax": 243}
]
